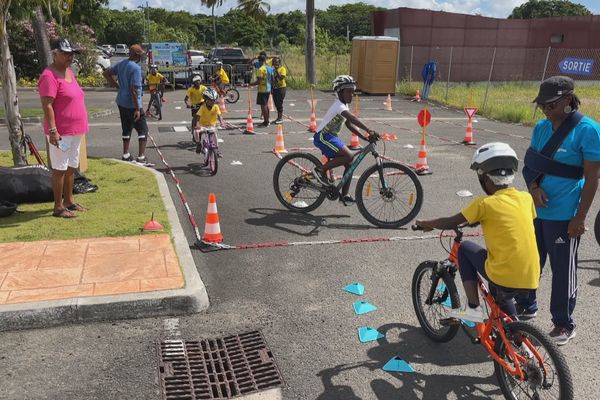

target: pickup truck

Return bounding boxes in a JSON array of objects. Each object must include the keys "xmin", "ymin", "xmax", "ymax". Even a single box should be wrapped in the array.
[{"xmin": 207, "ymin": 47, "xmax": 252, "ymax": 84}]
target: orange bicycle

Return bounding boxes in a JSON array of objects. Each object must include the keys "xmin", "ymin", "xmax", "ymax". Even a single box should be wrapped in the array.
[{"xmin": 411, "ymin": 224, "xmax": 573, "ymax": 400}]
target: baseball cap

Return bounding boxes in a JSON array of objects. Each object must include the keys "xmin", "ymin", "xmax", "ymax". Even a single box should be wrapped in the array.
[
  {"xmin": 51, "ymin": 38, "xmax": 81, "ymax": 54},
  {"xmin": 532, "ymin": 76, "xmax": 574, "ymax": 105},
  {"xmin": 129, "ymin": 44, "xmax": 145, "ymax": 56}
]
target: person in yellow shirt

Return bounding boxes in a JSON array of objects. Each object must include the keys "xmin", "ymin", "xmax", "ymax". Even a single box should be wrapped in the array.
[
  {"xmin": 415, "ymin": 142, "xmax": 540, "ymax": 323},
  {"xmin": 194, "ymin": 88, "xmax": 223, "ymax": 157},
  {"xmin": 212, "ymin": 61, "xmax": 229, "ymax": 95},
  {"xmin": 249, "ymin": 55, "xmax": 273, "ymax": 127},
  {"xmin": 145, "ymin": 64, "xmax": 167, "ymax": 116},
  {"xmin": 184, "ymin": 75, "xmax": 207, "ymax": 137},
  {"xmin": 271, "ymin": 57, "xmax": 286, "ymax": 124}
]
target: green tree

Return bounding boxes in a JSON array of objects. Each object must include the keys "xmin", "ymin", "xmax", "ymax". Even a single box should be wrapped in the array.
[
  {"xmin": 200, "ymin": 0, "xmax": 224, "ymax": 45},
  {"xmin": 509, "ymin": 0, "xmax": 591, "ymax": 18},
  {"xmin": 100, "ymin": 9, "xmax": 144, "ymax": 45},
  {"xmin": 218, "ymin": 9, "xmax": 265, "ymax": 47},
  {"xmin": 271, "ymin": 10, "xmax": 304, "ymax": 46},
  {"xmin": 237, "ymin": 0, "xmax": 270, "ymax": 22},
  {"xmin": 69, "ymin": 0, "xmax": 108, "ymax": 26},
  {"xmin": 316, "ymin": 2, "xmax": 383, "ymax": 39}
]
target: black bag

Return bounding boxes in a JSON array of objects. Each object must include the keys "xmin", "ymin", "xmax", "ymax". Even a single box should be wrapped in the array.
[{"xmin": 0, "ymin": 165, "xmax": 54, "ymax": 203}]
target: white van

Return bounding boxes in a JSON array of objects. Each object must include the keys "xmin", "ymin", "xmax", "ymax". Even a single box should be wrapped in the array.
[{"xmin": 115, "ymin": 44, "xmax": 128, "ymax": 55}]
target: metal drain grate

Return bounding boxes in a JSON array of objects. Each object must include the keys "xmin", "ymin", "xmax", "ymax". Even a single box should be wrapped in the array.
[{"xmin": 157, "ymin": 331, "xmax": 284, "ymax": 399}]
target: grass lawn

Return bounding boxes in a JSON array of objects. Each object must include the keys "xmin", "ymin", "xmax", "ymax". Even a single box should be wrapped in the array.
[
  {"xmin": 0, "ymin": 107, "xmax": 104, "ymax": 119},
  {"xmin": 0, "ymin": 152, "xmax": 170, "ymax": 242}
]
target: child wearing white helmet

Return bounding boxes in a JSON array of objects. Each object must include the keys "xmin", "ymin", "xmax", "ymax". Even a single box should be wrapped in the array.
[
  {"xmin": 185, "ymin": 74, "xmax": 208, "ymax": 137},
  {"xmin": 415, "ymin": 142, "xmax": 540, "ymax": 323},
  {"xmin": 194, "ymin": 88, "xmax": 223, "ymax": 157}
]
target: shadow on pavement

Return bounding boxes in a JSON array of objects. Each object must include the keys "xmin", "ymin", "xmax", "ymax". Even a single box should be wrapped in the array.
[
  {"xmin": 579, "ymin": 260, "xmax": 600, "ymax": 287},
  {"xmin": 316, "ymin": 322, "xmax": 500, "ymax": 400}
]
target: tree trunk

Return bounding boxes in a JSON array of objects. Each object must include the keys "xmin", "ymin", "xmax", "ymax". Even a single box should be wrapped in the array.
[
  {"xmin": 212, "ymin": 5, "xmax": 217, "ymax": 45},
  {"xmin": 305, "ymin": 0, "xmax": 316, "ymax": 85},
  {"xmin": 33, "ymin": 6, "xmax": 52, "ymax": 69},
  {"xmin": 0, "ymin": 4, "xmax": 27, "ymax": 166}
]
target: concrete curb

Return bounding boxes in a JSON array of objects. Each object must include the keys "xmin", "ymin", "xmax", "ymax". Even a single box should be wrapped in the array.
[
  {"xmin": 0, "ymin": 161, "xmax": 209, "ymax": 331},
  {"xmin": 0, "ymin": 109, "xmax": 115, "ymax": 125}
]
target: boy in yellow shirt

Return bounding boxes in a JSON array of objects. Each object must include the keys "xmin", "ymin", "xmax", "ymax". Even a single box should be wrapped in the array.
[
  {"xmin": 145, "ymin": 64, "xmax": 167, "ymax": 116},
  {"xmin": 415, "ymin": 142, "xmax": 540, "ymax": 322},
  {"xmin": 185, "ymin": 75, "xmax": 207, "ymax": 138},
  {"xmin": 194, "ymin": 88, "xmax": 223, "ymax": 157},
  {"xmin": 271, "ymin": 57, "xmax": 286, "ymax": 124}
]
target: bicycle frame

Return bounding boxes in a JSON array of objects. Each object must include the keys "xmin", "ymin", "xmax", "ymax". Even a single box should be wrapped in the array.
[{"xmin": 200, "ymin": 128, "xmax": 218, "ymax": 151}]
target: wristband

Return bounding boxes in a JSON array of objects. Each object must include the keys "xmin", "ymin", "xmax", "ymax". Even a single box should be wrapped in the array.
[{"xmin": 49, "ymin": 127, "xmax": 58, "ymax": 133}]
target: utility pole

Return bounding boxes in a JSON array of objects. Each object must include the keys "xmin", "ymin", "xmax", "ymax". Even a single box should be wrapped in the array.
[{"xmin": 305, "ymin": 0, "xmax": 316, "ymax": 85}]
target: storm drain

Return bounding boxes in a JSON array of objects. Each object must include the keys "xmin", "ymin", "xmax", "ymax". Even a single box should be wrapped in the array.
[{"xmin": 157, "ymin": 331, "xmax": 284, "ymax": 399}]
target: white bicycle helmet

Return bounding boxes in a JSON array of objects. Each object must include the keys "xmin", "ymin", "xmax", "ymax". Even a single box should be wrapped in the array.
[
  {"xmin": 203, "ymin": 88, "xmax": 218, "ymax": 101},
  {"xmin": 332, "ymin": 75, "xmax": 357, "ymax": 93},
  {"xmin": 470, "ymin": 142, "xmax": 518, "ymax": 177},
  {"xmin": 216, "ymin": 61, "xmax": 223, "ymax": 66},
  {"xmin": 192, "ymin": 75, "xmax": 202, "ymax": 83}
]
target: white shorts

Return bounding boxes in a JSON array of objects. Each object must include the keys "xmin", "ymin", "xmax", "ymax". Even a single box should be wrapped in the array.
[{"xmin": 47, "ymin": 134, "xmax": 83, "ymax": 171}]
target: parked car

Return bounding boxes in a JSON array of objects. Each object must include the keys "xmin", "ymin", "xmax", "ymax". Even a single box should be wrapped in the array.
[
  {"xmin": 100, "ymin": 44, "xmax": 114, "ymax": 57},
  {"xmin": 187, "ymin": 49, "xmax": 206, "ymax": 68},
  {"xmin": 96, "ymin": 46, "xmax": 112, "ymax": 58},
  {"xmin": 207, "ymin": 47, "xmax": 252, "ymax": 84},
  {"xmin": 94, "ymin": 49, "xmax": 111, "ymax": 72},
  {"xmin": 115, "ymin": 43, "xmax": 128, "ymax": 55}
]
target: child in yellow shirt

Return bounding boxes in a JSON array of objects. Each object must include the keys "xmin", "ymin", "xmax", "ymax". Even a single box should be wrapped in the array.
[{"xmin": 194, "ymin": 88, "xmax": 223, "ymax": 157}]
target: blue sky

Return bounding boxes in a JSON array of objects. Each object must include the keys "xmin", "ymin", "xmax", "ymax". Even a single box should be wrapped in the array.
[{"xmin": 108, "ymin": 0, "xmax": 599, "ymax": 18}]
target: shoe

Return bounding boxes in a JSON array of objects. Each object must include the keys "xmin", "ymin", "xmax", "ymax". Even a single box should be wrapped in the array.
[
  {"xmin": 339, "ymin": 195, "xmax": 355, "ymax": 206},
  {"xmin": 447, "ymin": 304, "xmax": 486, "ymax": 323},
  {"xmin": 260, "ymin": 121, "xmax": 270, "ymax": 127},
  {"xmin": 549, "ymin": 326, "xmax": 576, "ymax": 346},
  {"xmin": 273, "ymin": 118, "xmax": 283, "ymax": 124},
  {"xmin": 136, "ymin": 156, "xmax": 147, "ymax": 163},
  {"xmin": 145, "ymin": 111, "xmax": 151, "ymax": 117},
  {"xmin": 311, "ymin": 167, "xmax": 331, "ymax": 186},
  {"xmin": 217, "ymin": 152, "xmax": 223, "ymax": 158},
  {"xmin": 121, "ymin": 154, "xmax": 134, "ymax": 162},
  {"xmin": 195, "ymin": 142, "xmax": 203, "ymax": 154},
  {"xmin": 516, "ymin": 306, "xmax": 538, "ymax": 320}
]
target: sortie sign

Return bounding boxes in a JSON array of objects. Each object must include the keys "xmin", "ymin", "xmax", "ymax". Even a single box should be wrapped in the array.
[{"xmin": 558, "ymin": 58, "xmax": 594, "ymax": 76}]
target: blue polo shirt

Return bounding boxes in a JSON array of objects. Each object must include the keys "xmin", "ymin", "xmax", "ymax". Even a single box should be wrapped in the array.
[
  {"xmin": 530, "ymin": 116, "xmax": 600, "ymax": 220},
  {"xmin": 110, "ymin": 59, "xmax": 143, "ymax": 109}
]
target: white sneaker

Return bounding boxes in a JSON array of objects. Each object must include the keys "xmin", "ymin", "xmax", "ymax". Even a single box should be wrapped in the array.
[{"xmin": 447, "ymin": 305, "xmax": 486, "ymax": 323}]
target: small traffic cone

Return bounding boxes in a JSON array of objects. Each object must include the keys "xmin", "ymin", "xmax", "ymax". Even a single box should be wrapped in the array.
[
  {"xmin": 274, "ymin": 124, "xmax": 287, "ymax": 153},
  {"xmin": 202, "ymin": 193, "xmax": 223, "ymax": 243},
  {"xmin": 243, "ymin": 110, "xmax": 254, "ymax": 134},
  {"xmin": 268, "ymin": 94, "xmax": 275, "ymax": 112},
  {"xmin": 308, "ymin": 110, "xmax": 317, "ymax": 133},
  {"xmin": 384, "ymin": 94, "xmax": 393, "ymax": 111},
  {"xmin": 390, "ymin": 133, "xmax": 398, "ymax": 140},
  {"xmin": 381, "ymin": 133, "xmax": 390, "ymax": 141},
  {"xmin": 415, "ymin": 137, "xmax": 432, "ymax": 175},
  {"xmin": 414, "ymin": 89, "xmax": 421, "ymax": 102},
  {"xmin": 143, "ymin": 212, "xmax": 164, "ymax": 231},
  {"xmin": 219, "ymin": 95, "xmax": 227, "ymax": 113},
  {"xmin": 349, "ymin": 132, "xmax": 361, "ymax": 150},
  {"xmin": 462, "ymin": 118, "xmax": 476, "ymax": 145}
]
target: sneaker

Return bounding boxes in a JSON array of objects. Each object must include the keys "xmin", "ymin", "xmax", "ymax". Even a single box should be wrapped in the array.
[
  {"xmin": 549, "ymin": 326, "xmax": 576, "ymax": 346},
  {"xmin": 195, "ymin": 142, "xmax": 203, "ymax": 154},
  {"xmin": 339, "ymin": 195, "xmax": 355, "ymax": 206},
  {"xmin": 311, "ymin": 167, "xmax": 331, "ymax": 186},
  {"xmin": 517, "ymin": 308, "xmax": 538, "ymax": 320},
  {"xmin": 260, "ymin": 121, "xmax": 270, "ymax": 127},
  {"xmin": 217, "ymin": 152, "xmax": 223, "ymax": 158},
  {"xmin": 447, "ymin": 304, "xmax": 486, "ymax": 323},
  {"xmin": 273, "ymin": 118, "xmax": 283, "ymax": 124},
  {"xmin": 121, "ymin": 154, "xmax": 134, "ymax": 162}
]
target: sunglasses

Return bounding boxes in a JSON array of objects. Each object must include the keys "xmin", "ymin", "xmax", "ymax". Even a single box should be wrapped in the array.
[{"xmin": 537, "ymin": 96, "xmax": 567, "ymax": 111}]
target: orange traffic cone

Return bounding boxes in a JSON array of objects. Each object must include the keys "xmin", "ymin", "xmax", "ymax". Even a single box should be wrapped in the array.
[
  {"xmin": 462, "ymin": 118, "xmax": 476, "ymax": 145},
  {"xmin": 143, "ymin": 212, "xmax": 164, "ymax": 231},
  {"xmin": 244, "ymin": 110, "xmax": 254, "ymax": 134},
  {"xmin": 308, "ymin": 110, "xmax": 317, "ymax": 133},
  {"xmin": 219, "ymin": 95, "xmax": 227, "ymax": 113},
  {"xmin": 415, "ymin": 136, "xmax": 432, "ymax": 175},
  {"xmin": 202, "ymin": 193, "xmax": 223, "ymax": 243},
  {"xmin": 384, "ymin": 94, "xmax": 393, "ymax": 111},
  {"xmin": 349, "ymin": 132, "xmax": 361, "ymax": 150},
  {"xmin": 390, "ymin": 133, "xmax": 398, "ymax": 140},
  {"xmin": 268, "ymin": 94, "xmax": 275, "ymax": 112},
  {"xmin": 414, "ymin": 89, "xmax": 421, "ymax": 102},
  {"xmin": 274, "ymin": 124, "xmax": 287, "ymax": 153}
]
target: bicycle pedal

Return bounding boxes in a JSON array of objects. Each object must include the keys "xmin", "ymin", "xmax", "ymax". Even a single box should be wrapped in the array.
[{"xmin": 440, "ymin": 317, "xmax": 460, "ymax": 327}]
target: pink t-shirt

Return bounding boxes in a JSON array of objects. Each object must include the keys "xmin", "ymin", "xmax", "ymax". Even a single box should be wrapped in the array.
[{"xmin": 38, "ymin": 67, "xmax": 88, "ymax": 135}]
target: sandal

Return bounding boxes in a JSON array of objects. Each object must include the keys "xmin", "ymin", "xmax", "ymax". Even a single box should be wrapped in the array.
[
  {"xmin": 66, "ymin": 203, "xmax": 88, "ymax": 212},
  {"xmin": 52, "ymin": 208, "xmax": 77, "ymax": 218}
]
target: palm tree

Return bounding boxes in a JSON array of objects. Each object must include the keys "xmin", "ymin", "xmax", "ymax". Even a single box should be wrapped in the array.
[
  {"xmin": 200, "ymin": 0, "xmax": 224, "ymax": 45},
  {"xmin": 237, "ymin": 0, "xmax": 270, "ymax": 21}
]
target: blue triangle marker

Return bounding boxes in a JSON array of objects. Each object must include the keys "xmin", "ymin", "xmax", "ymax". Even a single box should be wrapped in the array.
[
  {"xmin": 343, "ymin": 282, "xmax": 365, "ymax": 296},
  {"xmin": 353, "ymin": 301, "xmax": 377, "ymax": 315},
  {"xmin": 461, "ymin": 319, "xmax": 476, "ymax": 328},
  {"xmin": 358, "ymin": 327, "xmax": 384, "ymax": 343},
  {"xmin": 436, "ymin": 283, "xmax": 452, "ymax": 308},
  {"xmin": 382, "ymin": 357, "xmax": 415, "ymax": 373}
]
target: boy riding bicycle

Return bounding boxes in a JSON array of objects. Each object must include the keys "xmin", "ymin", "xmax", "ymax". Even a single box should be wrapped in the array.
[
  {"xmin": 185, "ymin": 75, "xmax": 208, "ymax": 138},
  {"xmin": 194, "ymin": 88, "xmax": 223, "ymax": 157},
  {"xmin": 145, "ymin": 64, "xmax": 167, "ymax": 116},
  {"xmin": 415, "ymin": 142, "xmax": 540, "ymax": 322},
  {"xmin": 312, "ymin": 75, "xmax": 378, "ymax": 206}
]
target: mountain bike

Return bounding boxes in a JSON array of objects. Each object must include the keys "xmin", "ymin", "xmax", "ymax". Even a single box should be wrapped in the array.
[
  {"xmin": 147, "ymin": 86, "xmax": 163, "ymax": 120},
  {"xmin": 411, "ymin": 224, "xmax": 573, "ymax": 400},
  {"xmin": 273, "ymin": 135, "xmax": 423, "ymax": 228},
  {"xmin": 194, "ymin": 126, "xmax": 219, "ymax": 176}
]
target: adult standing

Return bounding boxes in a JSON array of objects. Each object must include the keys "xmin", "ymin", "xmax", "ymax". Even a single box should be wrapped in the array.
[
  {"xmin": 250, "ymin": 54, "xmax": 273, "ymax": 127},
  {"xmin": 519, "ymin": 76, "xmax": 600, "ymax": 345},
  {"xmin": 39, "ymin": 38, "xmax": 89, "ymax": 219},
  {"xmin": 103, "ymin": 44, "xmax": 152, "ymax": 165},
  {"xmin": 271, "ymin": 57, "xmax": 286, "ymax": 124}
]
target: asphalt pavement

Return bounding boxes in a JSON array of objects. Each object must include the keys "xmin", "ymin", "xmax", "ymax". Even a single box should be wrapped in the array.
[{"xmin": 0, "ymin": 88, "xmax": 599, "ymax": 399}]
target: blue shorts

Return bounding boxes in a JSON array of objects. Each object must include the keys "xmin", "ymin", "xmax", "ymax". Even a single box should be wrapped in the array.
[{"xmin": 313, "ymin": 131, "xmax": 345, "ymax": 159}]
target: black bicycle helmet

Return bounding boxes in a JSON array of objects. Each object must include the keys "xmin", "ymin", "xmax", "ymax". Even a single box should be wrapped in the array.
[{"xmin": 0, "ymin": 200, "xmax": 17, "ymax": 218}]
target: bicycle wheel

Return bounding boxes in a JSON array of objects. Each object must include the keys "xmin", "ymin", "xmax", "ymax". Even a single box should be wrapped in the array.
[
  {"xmin": 594, "ymin": 209, "xmax": 600, "ymax": 247},
  {"xmin": 273, "ymin": 152, "xmax": 327, "ymax": 213},
  {"xmin": 207, "ymin": 149, "xmax": 218, "ymax": 176},
  {"xmin": 494, "ymin": 321, "xmax": 573, "ymax": 400},
  {"xmin": 411, "ymin": 261, "xmax": 461, "ymax": 342},
  {"xmin": 225, "ymin": 88, "xmax": 240, "ymax": 104},
  {"xmin": 355, "ymin": 162, "xmax": 423, "ymax": 228},
  {"xmin": 153, "ymin": 94, "xmax": 162, "ymax": 120}
]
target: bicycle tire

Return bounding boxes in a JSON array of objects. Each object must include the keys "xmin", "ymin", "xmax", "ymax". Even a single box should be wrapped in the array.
[
  {"xmin": 208, "ymin": 150, "xmax": 217, "ymax": 176},
  {"xmin": 355, "ymin": 162, "xmax": 423, "ymax": 228},
  {"xmin": 594, "ymin": 209, "xmax": 600, "ymax": 247},
  {"xmin": 225, "ymin": 88, "xmax": 240, "ymax": 104},
  {"xmin": 411, "ymin": 261, "xmax": 461, "ymax": 342},
  {"xmin": 273, "ymin": 152, "xmax": 327, "ymax": 213},
  {"xmin": 154, "ymin": 94, "xmax": 162, "ymax": 120},
  {"xmin": 494, "ymin": 321, "xmax": 573, "ymax": 400}
]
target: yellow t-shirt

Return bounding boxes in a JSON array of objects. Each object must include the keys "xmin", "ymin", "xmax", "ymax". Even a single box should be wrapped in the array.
[
  {"xmin": 257, "ymin": 65, "xmax": 269, "ymax": 93},
  {"xmin": 461, "ymin": 187, "xmax": 540, "ymax": 289},
  {"xmin": 186, "ymin": 85, "xmax": 207, "ymax": 106},
  {"xmin": 196, "ymin": 103, "xmax": 221, "ymax": 127},
  {"xmin": 273, "ymin": 66, "xmax": 286, "ymax": 89},
  {"xmin": 147, "ymin": 72, "xmax": 164, "ymax": 91},
  {"xmin": 216, "ymin": 68, "xmax": 229, "ymax": 84}
]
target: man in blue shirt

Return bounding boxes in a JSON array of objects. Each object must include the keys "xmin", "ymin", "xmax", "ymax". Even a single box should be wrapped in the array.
[{"xmin": 103, "ymin": 44, "xmax": 151, "ymax": 165}]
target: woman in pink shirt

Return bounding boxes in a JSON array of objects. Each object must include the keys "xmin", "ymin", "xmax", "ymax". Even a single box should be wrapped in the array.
[{"xmin": 38, "ymin": 38, "xmax": 89, "ymax": 218}]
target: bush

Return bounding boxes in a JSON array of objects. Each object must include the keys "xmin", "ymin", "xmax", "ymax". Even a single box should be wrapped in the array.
[{"xmin": 77, "ymin": 73, "xmax": 105, "ymax": 87}]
